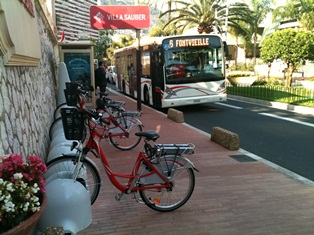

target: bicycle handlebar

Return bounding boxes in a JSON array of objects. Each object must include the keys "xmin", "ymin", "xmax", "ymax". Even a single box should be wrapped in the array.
[{"xmin": 83, "ymin": 108, "xmax": 110, "ymax": 125}]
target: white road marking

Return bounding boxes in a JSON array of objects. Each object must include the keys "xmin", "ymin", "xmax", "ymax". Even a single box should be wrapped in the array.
[
  {"xmin": 215, "ymin": 102, "xmax": 243, "ymax": 110},
  {"xmin": 259, "ymin": 112, "xmax": 314, "ymax": 128}
]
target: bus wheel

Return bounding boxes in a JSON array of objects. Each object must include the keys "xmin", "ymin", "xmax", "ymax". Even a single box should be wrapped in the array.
[{"xmin": 144, "ymin": 86, "xmax": 149, "ymax": 105}]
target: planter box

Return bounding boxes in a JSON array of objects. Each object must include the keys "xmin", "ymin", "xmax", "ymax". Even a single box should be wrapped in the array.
[{"xmin": 227, "ymin": 76, "xmax": 258, "ymax": 86}]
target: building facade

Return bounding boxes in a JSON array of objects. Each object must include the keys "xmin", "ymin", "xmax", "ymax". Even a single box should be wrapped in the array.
[
  {"xmin": 55, "ymin": 0, "xmax": 99, "ymax": 42},
  {"xmin": 0, "ymin": 0, "xmax": 59, "ymax": 159}
]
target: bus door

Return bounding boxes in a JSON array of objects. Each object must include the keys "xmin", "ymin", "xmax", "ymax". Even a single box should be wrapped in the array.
[{"xmin": 151, "ymin": 50, "xmax": 164, "ymax": 108}]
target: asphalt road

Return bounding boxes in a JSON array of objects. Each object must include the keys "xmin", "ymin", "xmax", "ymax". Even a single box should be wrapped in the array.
[
  {"xmin": 107, "ymin": 83, "xmax": 314, "ymax": 182},
  {"xmin": 175, "ymin": 99, "xmax": 314, "ymax": 182}
]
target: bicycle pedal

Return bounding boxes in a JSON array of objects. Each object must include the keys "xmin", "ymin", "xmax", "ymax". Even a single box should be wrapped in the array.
[{"xmin": 115, "ymin": 193, "xmax": 123, "ymax": 201}]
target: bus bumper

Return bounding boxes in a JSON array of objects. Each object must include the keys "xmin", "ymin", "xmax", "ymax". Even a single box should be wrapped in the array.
[{"xmin": 162, "ymin": 94, "xmax": 227, "ymax": 108}]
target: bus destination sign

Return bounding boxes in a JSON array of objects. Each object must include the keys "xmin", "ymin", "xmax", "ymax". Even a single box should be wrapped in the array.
[
  {"xmin": 90, "ymin": 6, "xmax": 150, "ymax": 29},
  {"xmin": 168, "ymin": 38, "xmax": 210, "ymax": 48}
]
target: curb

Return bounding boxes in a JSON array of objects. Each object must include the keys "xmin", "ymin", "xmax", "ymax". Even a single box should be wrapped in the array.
[{"xmin": 228, "ymin": 95, "xmax": 314, "ymax": 116}]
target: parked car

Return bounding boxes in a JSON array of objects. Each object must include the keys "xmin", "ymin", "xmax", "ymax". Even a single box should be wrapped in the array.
[{"xmin": 107, "ymin": 66, "xmax": 117, "ymax": 84}]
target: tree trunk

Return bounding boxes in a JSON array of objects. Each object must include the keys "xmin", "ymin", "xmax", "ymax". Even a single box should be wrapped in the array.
[
  {"xmin": 253, "ymin": 32, "xmax": 257, "ymax": 65},
  {"xmin": 235, "ymin": 37, "xmax": 238, "ymax": 68},
  {"xmin": 285, "ymin": 63, "xmax": 294, "ymax": 87},
  {"xmin": 168, "ymin": 0, "xmax": 171, "ymax": 22}
]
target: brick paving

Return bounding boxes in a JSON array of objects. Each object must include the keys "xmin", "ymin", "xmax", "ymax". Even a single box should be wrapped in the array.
[{"xmin": 78, "ymin": 90, "xmax": 314, "ymax": 235}]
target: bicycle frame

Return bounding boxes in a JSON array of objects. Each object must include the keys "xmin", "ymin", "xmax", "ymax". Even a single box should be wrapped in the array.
[
  {"xmin": 104, "ymin": 111, "xmax": 141, "ymax": 136},
  {"xmin": 85, "ymin": 123, "xmax": 178, "ymax": 194},
  {"xmin": 74, "ymin": 86, "xmax": 141, "ymax": 140}
]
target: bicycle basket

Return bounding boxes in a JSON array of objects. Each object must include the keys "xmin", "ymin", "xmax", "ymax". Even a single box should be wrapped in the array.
[
  {"xmin": 61, "ymin": 107, "xmax": 85, "ymax": 140},
  {"xmin": 64, "ymin": 82, "xmax": 79, "ymax": 106}
]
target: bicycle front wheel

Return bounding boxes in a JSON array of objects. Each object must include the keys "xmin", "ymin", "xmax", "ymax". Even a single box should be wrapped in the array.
[
  {"xmin": 139, "ymin": 165, "xmax": 195, "ymax": 212},
  {"xmin": 109, "ymin": 116, "xmax": 142, "ymax": 150},
  {"xmin": 44, "ymin": 155, "xmax": 101, "ymax": 205}
]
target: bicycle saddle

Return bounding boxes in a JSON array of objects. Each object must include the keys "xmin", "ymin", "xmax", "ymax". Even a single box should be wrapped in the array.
[{"xmin": 135, "ymin": 130, "xmax": 159, "ymax": 141}]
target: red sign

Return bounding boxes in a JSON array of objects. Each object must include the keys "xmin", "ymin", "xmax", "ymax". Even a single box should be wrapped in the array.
[{"xmin": 90, "ymin": 6, "xmax": 150, "ymax": 29}]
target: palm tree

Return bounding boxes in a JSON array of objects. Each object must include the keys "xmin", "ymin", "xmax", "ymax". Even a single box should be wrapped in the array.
[
  {"xmin": 159, "ymin": 0, "xmax": 252, "ymax": 36},
  {"xmin": 246, "ymin": 0, "xmax": 273, "ymax": 64},
  {"xmin": 228, "ymin": 20, "xmax": 251, "ymax": 68}
]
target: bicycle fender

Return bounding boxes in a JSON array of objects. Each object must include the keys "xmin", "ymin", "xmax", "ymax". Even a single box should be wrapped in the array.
[
  {"xmin": 139, "ymin": 155, "xmax": 197, "ymax": 184},
  {"xmin": 117, "ymin": 116, "xmax": 143, "ymax": 127}
]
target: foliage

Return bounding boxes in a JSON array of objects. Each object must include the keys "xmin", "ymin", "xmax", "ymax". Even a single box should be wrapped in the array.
[
  {"xmin": 261, "ymin": 28, "xmax": 314, "ymax": 66},
  {"xmin": 92, "ymin": 30, "xmax": 114, "ymax": 62},
  {"xmin": 227, "ymin": 73, "xmax": 253, "ymax": 78},
  {"xmin": 272, "ymin": 0, "xmax": 314, "ymax": 31},
  {"xmin": 260, "ymin": 28, "xmax": 314, "ymax": 87},
  {"xmin": 229, "ymin": 62, "xmax": 255, "ymax": 71},
  {"xmin": 148, "ymin": 19, "xmax": 179, "ymax": 36},
  {"xmin": 227, "ymin": 85, "xmax": 314, "ymax": 107},
  {"xmin": 0, "ymin": 154, "xmax": 47, "ymax": 233},
  {"xmin": 252, "ymin": 79, "xmax": 267, "ymax": 85},
  {"xmin": 159, "ymin": 0, "xmax": 252, "ymax": 35}
]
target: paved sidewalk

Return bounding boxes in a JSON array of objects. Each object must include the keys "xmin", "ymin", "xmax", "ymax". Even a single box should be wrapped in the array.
[{"xmin": 78, "ymin": 91, "xmax": 314, "ymax": 235}]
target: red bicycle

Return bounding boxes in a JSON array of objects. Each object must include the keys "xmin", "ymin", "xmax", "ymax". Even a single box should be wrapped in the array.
[
  {"xmin": 45, "ymin": 107, "xmax": 198, "ymax": 211},
  {"xmin": 63, "ymin": 82, "xmax": 143, "ymax": 150}
]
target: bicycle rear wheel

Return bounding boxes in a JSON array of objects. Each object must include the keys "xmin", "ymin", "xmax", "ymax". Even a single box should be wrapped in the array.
[
  {"xmin": 44, "ymin": 155, "xmax": 101, "ymax": 205},
  {"xmin": 109, "ymin": 116, "xmax": 142, "ymax": 150},
  {"xmin": 139, "ymin": 164, "xmax": 195, "ymax": 212}
]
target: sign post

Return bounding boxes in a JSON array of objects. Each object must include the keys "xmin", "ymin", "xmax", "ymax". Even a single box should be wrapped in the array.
[
  {"xmin": 90, "ymin": 5, "xmax": 150, "ymax": 111},
  {"xmin": 136, "ymin": 29, "xmax": 141, "ymax": 111}
]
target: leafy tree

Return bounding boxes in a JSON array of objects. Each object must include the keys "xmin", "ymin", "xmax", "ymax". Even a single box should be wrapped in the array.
[
  {"xmin": 272, "ymin": 0, "xmax": 314, "ymax": 31},
  {"xmin": 260, "ymin": 28, "xmax": 314, "ymax": 87}
]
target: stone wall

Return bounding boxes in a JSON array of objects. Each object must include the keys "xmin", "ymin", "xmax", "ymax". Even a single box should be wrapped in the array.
[{"xmin": 0, "ymin": 6, "xmax": 58, "ymax": 160}]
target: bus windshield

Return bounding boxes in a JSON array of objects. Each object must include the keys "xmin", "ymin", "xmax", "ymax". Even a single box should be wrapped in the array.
[{"xmin": 164, "ymin": 45, "xmax": 224, "ymax": 84}]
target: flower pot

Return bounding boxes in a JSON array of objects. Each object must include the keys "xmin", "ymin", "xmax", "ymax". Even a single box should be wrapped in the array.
[{"xmin": 0, "ymin": 194, "xmax": 47, "ymax": 235}]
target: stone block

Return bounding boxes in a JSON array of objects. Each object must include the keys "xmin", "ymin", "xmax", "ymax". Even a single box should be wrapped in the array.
[
  {"xmin": 167, "ymin": 108, "xmax": 184, "ymax": 123},
  {"xmin": 211, "ymin": 127, "xmax": 240, "ymax": 150}
]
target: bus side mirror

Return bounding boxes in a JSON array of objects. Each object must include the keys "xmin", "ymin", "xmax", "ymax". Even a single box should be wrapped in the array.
[{"xmin": 223, "ymin": 42, "xmax": 229, "ymax": 57}]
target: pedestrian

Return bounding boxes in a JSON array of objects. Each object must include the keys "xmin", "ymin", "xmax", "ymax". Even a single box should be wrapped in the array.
[{"xmin": 95, "ymin": 60, "xmax": 107, "ymax": 92}]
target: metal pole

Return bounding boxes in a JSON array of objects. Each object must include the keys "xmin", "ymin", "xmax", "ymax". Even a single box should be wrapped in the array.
[
  {"xmin": 225, "ymin": 1, "xmax": 229, "ymax": 41},
  {"xmin": 136, "ymin": 29, "xmax": 141, "ymax": 111}
]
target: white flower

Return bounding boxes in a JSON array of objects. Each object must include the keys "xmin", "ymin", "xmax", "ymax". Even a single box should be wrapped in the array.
[
  {"xmin": 6, "ymin": 183, "xmax": 14, "ymax": 192},
  {"xmin": 13, "ymin": 173, "xmax": 23, "ymax": 179},
  {"xmin": 31, "ymin": 195, "xmax": 39, "ymax": 202},
  {"xmin": 31, "ymin": 187, "xmax": 39, "ymax": 194},
  {"xmin": 0, "ymin": 178, "xmax": 3, "ymax": 184},
  {"xmin": 4, "ymin": 201, "xmax": 15, "ymax": 212}
]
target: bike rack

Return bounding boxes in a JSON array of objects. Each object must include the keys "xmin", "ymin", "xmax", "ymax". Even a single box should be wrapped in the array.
[
  {"xmin": 37, "ymin": 178, "xmax": 92, "ymax": 235},
  {"xmin": 35, "ymin": 62, "xmax": 92, "ymax": 235}
]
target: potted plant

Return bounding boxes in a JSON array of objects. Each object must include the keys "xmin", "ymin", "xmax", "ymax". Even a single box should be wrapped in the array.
[{"xmin": 0, "ymin": 154, "xmax": 47, "ymax": 234}]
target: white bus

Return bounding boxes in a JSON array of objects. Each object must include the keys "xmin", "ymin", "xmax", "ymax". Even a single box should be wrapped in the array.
[{"xmin": 114, "ymin": 34, "xmax": 228, "ymax": 108}]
